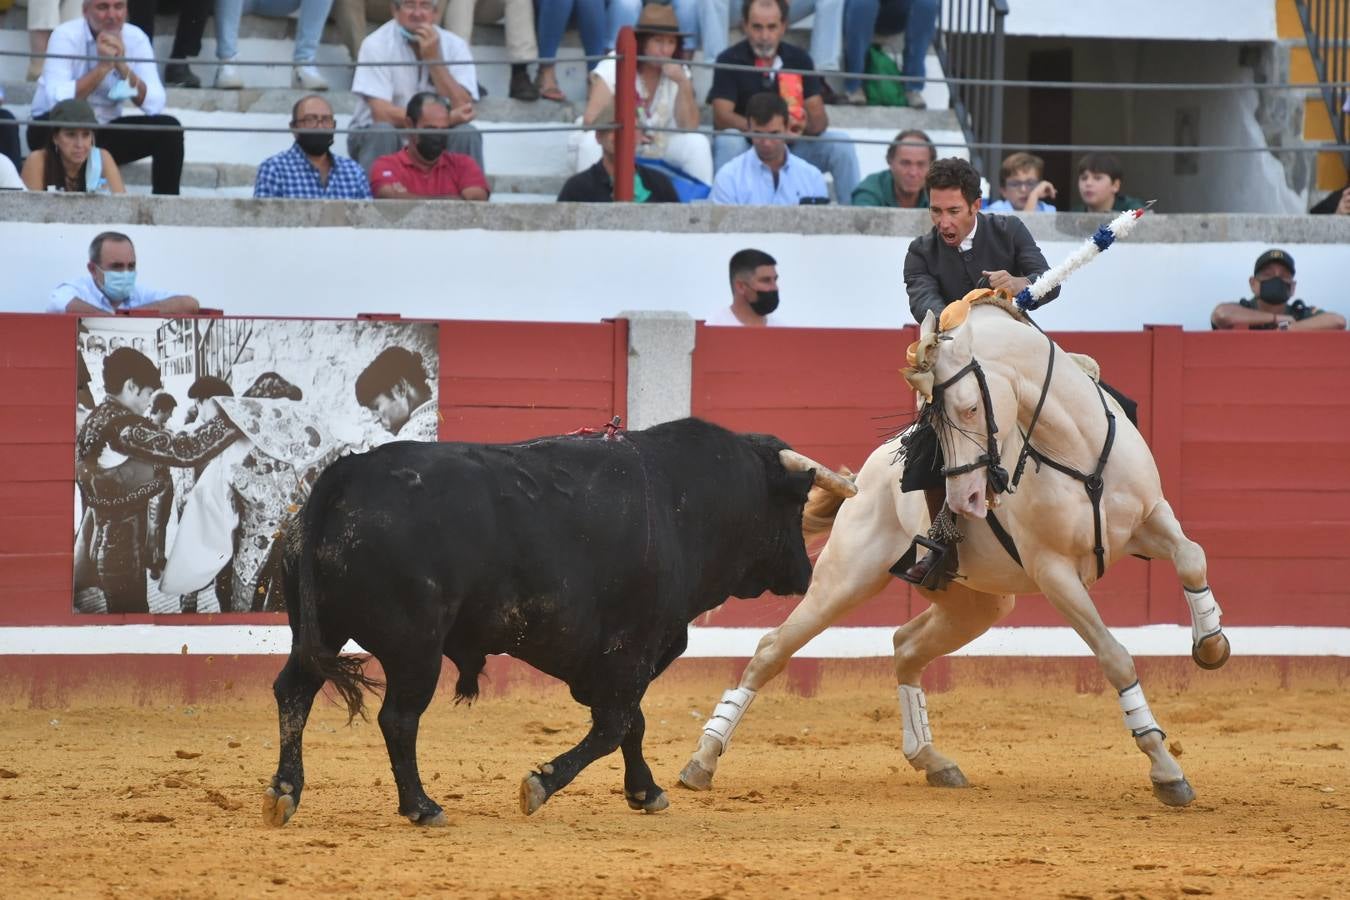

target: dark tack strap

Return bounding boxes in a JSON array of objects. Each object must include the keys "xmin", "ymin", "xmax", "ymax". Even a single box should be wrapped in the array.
[{"xmin": 985, "ymin": 508, "xmax": 1022, "ymax": 568}]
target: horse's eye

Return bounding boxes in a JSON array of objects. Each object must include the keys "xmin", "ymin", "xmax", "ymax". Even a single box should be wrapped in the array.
[{"xmin": 964, "ymin": 404, "xmax": 978, "ymax": 418}]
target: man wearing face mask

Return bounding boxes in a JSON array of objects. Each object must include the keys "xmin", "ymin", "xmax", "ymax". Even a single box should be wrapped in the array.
[
  {"xmin": 1210, "ymin": 249, "xmax": 1345, "ymax": 332},
  {"xmin": 254, "ymin": 95, "xmax": 371, "ymax": 200},
  {"xmin": 369, "ymin": 92, "xmax": 489, "ymax": 200},
  {"xmin": 47, "ymin": 231, "xmax": 199, "ymax": 315},
  {"xmin": 707, "ymin": 248, "xmax": 781, "ymax": 326}
]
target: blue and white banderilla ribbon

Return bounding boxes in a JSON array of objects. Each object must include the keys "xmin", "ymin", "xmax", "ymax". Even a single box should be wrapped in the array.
[{"xmin": 1014, "ymin": 200, "xmax": 1157, "ymax": 311}]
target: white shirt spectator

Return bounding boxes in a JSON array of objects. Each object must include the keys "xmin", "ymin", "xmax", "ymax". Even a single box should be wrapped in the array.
[
  {"xmin": 47, "ymin": 273, "xmax": 180, "ymax": 314},
  {"xmin": 704, "ymin": 305, "xmax": 779, "ymax": 326},
  {"xmin": 590, "ymin": 56, "xmax": 685, "ymax": 157},
  {"xmin": 32, "ymin": 18, "xmax": 166, "ymax": 122},
  {"xmin": 349, "ymin": 20, "xmax": 478, "ymax": 131},
  {"xmin": 0, "ymin": 154, "xmax": 23, "ymax": 190}
]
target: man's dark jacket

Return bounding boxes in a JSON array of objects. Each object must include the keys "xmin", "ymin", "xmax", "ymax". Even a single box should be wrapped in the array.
[{"xmin": 903, "ymin": 213, "xmax": 1060, "ymax": 324}]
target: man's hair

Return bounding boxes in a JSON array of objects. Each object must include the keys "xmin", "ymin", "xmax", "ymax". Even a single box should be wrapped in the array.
[
  {"xmin": 406, "ymin": 92, "xmax": 451, "ymax": 126},
  {"xmin": 746, "ymin": 92, "xmax": 788, "ymax": 128},
  {"xmin": 102, "ymin": 347, "xmax": 162, "ymax": 395},
  {"xmin": 356, "ymin": 346, "xmax": 431, "ymax": 407},
  {"xmin": 925, "ymin": 157, "xmax": 982, "ymax": 204},
  {"xmin": 886, "ymin": 129, "xmax": 936, "ymax": 163},
  {"xmin": 742, "ymin": 0, "xmax": 788, "ymax": 22},
  {"xmin": 729, "ymin": 249, "xmax": 776, "ymax": 288},
  {"xmin": 999, "ymin": 151, "xmax": 1044, "ymax": 185},
  {"xmin": 290, "ymin": 94, "xmax": 332, "ymax": 124},
  {"xmin": 1077, "ymin": 152, "xmax": 1124, "ymax": 182},
  {"xmin": 150, "ymin": 393, "xmax": 178, "ymax": 415},
  {"xmin": 88, "ymin": 231, "xmax": 132, "ymax": 266},
  {"xmin": 187, "ymin": 375, "xmax": 234, "ymax": 401}
]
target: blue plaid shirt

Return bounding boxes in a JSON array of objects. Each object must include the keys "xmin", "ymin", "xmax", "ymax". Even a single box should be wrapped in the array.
[{"xmin": 253, "ymin": 143, "xmax": 372, "ymax": 200}]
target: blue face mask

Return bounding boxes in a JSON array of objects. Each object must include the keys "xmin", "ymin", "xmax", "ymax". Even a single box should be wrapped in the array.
[
  {"xmin": 398, "ymin": 25, "xmax": 418, "ymax": 42},
  {"xmin": 99, "ymin": 268, "xmax": 136, "ymax": 302}
]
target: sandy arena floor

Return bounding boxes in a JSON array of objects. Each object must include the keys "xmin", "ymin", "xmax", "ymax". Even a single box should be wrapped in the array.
[{"xmin": 2, "ymin": 665, "xmax": 1348, "ymax": 899}]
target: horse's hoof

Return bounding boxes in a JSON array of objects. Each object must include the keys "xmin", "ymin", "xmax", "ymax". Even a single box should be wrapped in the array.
[
  {"xmin": 519, "ymin": 774, "xmax": 548, "ymax": 816},
  {"xmin": 408, "ymin": 809, "xmax": 448, "ymax": 827},
  {"xmin": 1192, "ymin": 631, "xmax": 1231, "ymax": 670},
  {"xmin": 626, "ymin": 788, "xmax": 670, "ymax": 813},
  {"xmin": 678, "ymin": 759, "xmax": 714, "ymax": 792},
  {"xmin": 261, "ymin": 783, "xmax": 295, "ymax": 828},
  {"xmin": 1152, "ymin": 777, "xmax": 1196, "ymax": 808},
  {"xmin": 926, "ymin": 766, "xmax": 969, "ymax": 788}
]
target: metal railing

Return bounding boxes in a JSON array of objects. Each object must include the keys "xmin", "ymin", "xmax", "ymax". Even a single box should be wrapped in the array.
[
  {"xmin": 934, "ymin": 0, "xmax": 1007, "ymax": 176},
  {"xmin": 1296, "ymin": 0, "xmax": 1349, "ymax": 171}
]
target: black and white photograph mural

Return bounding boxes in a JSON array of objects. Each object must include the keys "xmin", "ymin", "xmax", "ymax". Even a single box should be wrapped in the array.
[{"xmin": 74, "ymin": 318, "xmax": 440, "ymax": 615}]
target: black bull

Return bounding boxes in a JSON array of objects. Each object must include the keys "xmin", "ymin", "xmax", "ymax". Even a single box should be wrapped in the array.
[{"xmin": 262, "ymin": 417, "xmax": 854, "ymax": 826}]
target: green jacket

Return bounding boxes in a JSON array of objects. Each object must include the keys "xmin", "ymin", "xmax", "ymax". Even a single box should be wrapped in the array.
[
  {"xmin": 851, "ymin": 170, "xmax": 929, "ymax": 208},
  {"xmin": 1073, "ymin": 193, "xmax": 1145, "ymax": 213}
]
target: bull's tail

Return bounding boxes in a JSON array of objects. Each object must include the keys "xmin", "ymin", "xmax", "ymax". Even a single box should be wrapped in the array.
[
  {"xmin": 290, "ymin": 466, "xmax": 384, "ymax": 723},
  {"xmin": 802, "ymin": 465, "xmax": 855, "ymax": 545}
]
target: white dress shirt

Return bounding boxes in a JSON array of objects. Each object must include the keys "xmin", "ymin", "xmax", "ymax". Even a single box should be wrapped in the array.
[
  {"xmin": 350, "ymin": 20, "xmax": 478, "ymax": 131},
  {"xmin": 47, "ymin": 273, "xmax": 177, "ymax": 314},
  {"xmin": 0, "ymin": 154, "xmax": 23, "ymax": 190},
  {"xmin": 959, "ymin": 213, "xmax": 979, "ymax": 252},
  {"xmin": 32, "ymin": 18, "xmax": 166, "ymax": 122}
]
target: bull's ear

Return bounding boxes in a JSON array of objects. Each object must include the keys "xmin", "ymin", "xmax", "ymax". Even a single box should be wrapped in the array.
[{"xmin": 919, "ymin": 309, "xmax": 938, "ymax": 340}]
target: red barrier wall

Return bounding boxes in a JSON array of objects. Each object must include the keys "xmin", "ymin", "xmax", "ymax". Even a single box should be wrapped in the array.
[
  {"xmin": 690, "ymin": 324, "xmax": 1350, "ymax": 629},
  {"xmin": 0, "ymin": 314, "xmax": 627, "ymax": 624}
]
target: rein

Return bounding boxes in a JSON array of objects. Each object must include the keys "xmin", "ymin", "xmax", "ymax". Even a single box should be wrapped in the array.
[{"xmin": 932, "ymin": 316, "xmax": 1117, "ymax": 580}]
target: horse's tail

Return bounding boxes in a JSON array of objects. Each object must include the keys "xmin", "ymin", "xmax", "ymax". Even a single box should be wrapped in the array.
[
  {"xmin": 290, "ymin": 464, "xmax": 383, "ymax": 723},
  {"xmin": 802, "ymin": 465, "xmax": 855, "ymax": 545}
]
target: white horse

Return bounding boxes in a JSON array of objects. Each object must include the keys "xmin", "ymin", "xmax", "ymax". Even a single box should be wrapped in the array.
[{"xmin": 679, "ymin": 297, "xmax": 1230, "ymax": 808}]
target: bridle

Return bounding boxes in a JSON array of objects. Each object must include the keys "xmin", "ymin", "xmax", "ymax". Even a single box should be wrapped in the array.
[{"xmin": 927, "ymin": 319, "xmax": 1118, "ymax": 579}]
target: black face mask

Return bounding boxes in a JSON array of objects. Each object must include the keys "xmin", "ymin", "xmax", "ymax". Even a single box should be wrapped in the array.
[
  {"xmin": 295, "ymin": 131, "xmax": 334, "ymax": 157},
  {"xmin": 415, "ymin": 133, "xmax": 448, "ymax": 161},
  {"xmin": 749, "ymin": 289, "xmax": 780, "ymax": 316},
  {"xmin": 1257, "ymin": 277, "xmax": 1292, "ymax": 305}
]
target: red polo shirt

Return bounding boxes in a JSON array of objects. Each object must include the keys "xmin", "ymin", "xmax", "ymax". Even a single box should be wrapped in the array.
[{"xmin": 369, "ymin": 147, "xmax": 490, "ymax": 199}]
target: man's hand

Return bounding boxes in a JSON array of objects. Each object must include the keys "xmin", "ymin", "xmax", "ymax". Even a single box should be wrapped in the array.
[
  {"xmin": 448, "ymin": 102, "xmax": 475, "ymax": 127},
  {"xmin": 1336, "ymin": 187, "xmax": 1350, "ymax": 216},
  {"xmin": 786, "ymin": 115, "xmax": 806, "ymax": 137},
  {"xmin": 982, "ymin": 270, "xmax": 1030, "ymax": 297},
  {"xmin": 413, "ymin": 24, "xmax": 441, "ymax": 61},
  {"xmin": 1023, "ymin": 180, "xmax": 1056, "ymax": 211},
  {"xmin": 97, "ymin": 31, "xmax": 127, "ymax": 76}
]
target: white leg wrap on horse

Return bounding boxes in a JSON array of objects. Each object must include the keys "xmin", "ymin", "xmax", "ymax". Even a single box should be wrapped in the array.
[
  {"xmin": 702, "ymin": 687, "xmax": 757, "ymax": 754},
  {"xmin": 897, "ymin": 684, "xmax": 933, "ymax": 760},
  {"xmin": 1118, "ymin": 681, "xmax": 1165, "ymax": 740},
  {"xmin": 1184, "ymin": 585, "xmax": 1223, "ymax": 643}
]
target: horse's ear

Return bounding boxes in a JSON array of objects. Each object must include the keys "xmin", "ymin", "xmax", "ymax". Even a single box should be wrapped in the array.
[
  {"xmin": 919, "ymin": 309, "xmax": 938, "ymax": 340},
  {"xmin": 947, "ymin": 319, "xmax": 974, "ymax": 362}
]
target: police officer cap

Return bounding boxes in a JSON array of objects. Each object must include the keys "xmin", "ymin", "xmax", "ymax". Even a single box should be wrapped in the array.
[{"xmin": 1253, "ymin": 248, "xmax": 1294, "ymax": 276}]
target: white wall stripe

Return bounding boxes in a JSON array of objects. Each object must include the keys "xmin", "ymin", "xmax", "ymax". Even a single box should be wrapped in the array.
[{"xmin": 0, "ymin": 625, "xmax": 1346, "ymax": 657}]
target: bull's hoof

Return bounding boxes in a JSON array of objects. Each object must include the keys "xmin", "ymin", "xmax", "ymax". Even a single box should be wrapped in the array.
[
  {"xmin": 1192, "ymin": 631, "xmax": 1231, "ymax": 671},
  {"xmin": 519, "ymin": 774, "xmax": 548, "ymax": 816},
  {"xmin": 677, "ymin": 759, "xmax": 714, "ymax": 792},
  {"xmin": 408, "ymin": 809, "xmax": 448, "ymax": 827},
  {"xmin": 925, "ymin": 766, "xmax": 969, "ymax": 788},
  {"xmin": 625, "ymin": 788, "xmax": 670, "ymax": 814},
  {"xmin": 1151, "ymin": 777, "xmax": 1196, "ymax": 808},
  {"xmin": 261, "ymin": 780, "xmax": 296, "ymax": 828}
]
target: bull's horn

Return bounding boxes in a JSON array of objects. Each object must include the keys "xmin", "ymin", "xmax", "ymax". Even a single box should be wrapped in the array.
[{"xmin": 779, "ymin": 449, "xmax": 859, "ymax": 498}]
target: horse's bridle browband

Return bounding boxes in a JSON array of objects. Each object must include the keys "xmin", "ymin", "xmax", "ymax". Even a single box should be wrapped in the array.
[{"xmin": 929, "ymin": 318, "xmax": 1118, "ymax": 579}]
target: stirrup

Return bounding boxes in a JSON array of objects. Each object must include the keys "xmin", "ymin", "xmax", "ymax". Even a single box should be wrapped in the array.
[{"xmin": 891, "ymin": 536, "xmax": 955, "ymax": 590}]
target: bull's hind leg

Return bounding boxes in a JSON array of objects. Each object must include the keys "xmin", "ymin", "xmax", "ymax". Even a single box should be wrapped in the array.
[
  {"xmin": 892, "ymin": 585, "xmax": 1015, "ymax": 787},
  {"xmin": 263, "ymin": 651, "xmax": 327, "ymax": 827},
  {"xmin": 376, "ymin": 648, "xmax": 447, "ymax": 826},
  {"xmin": 1036, "ymin": 561, "xmax": 1194, "ymax": 808},
  {"xmin": 1126, "ymin": 500, "xmax": 1230, "ymax": 669}
]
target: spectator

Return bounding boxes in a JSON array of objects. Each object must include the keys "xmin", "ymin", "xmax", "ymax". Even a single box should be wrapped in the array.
[
  {"xmin": 445, "ymin": 0, "xmax": 541, "ymax": 100},
  {"xmin": 535, "ymin": 0, "xmax": 641, "ymax": 101},
  {"xmin": 711, "ymin": 91, "xmax": 827, "ymax": 205},
  {"xmin": 0, "ymin": 153, "xmax": 22, "ymax": 191},
  {"xmin": 699, "ymin": 0, "xmax": 845, "ymax": 101},
  {"xmin": 1073, "ymin": 152, "xmax": 1143, "ymax": 213},
  {"xmin": 370, "ymin": 92, "xmax": 490, "ymax": 200},
  {"xmin": 355, "ymin": 345, "xmax": 440, "ymax": 440},
  {"xmin": 24, "ymin": 0, "xmax": 81, "ymax": 82},
  {"xmin": 348, "ymin": 0, "xmax": 482, "ymax": 175},
  {"xmin": 29, "ymin": 0, "xmax": 184, "ymax": 195},
  {"xmin": 984, "ymin": 151, "xmax": 1057, "ymax": 213},
  {"xmin": 841, "ymin": 0, "xmax": 937, "ymax": 107},
  {"xmin": 1310, "ymin": 185, "xmax": 1349, "ymax": 215},
  {"xmin": 709, "ymin": 0, "xmax": 859, "ymax": 203},
  {"xmin": 129, "ymin": 0, "xmax": 210, "ymax": 87},
  {"xmin": 0, "ymin": 86, "xmax": 21, "ymax": 170},
  {"xmin": 558, "ymin": 101, "xmax": 679, "ymax": 202},
  {"xmin": 48, "ymin": 231, "xmax": 201, "ymax": 315},
  {"xmin": 851, "ymin": 127, "xmax": 931, "ymax": 207},
  {"xmin": 254, "ymin": 95, "xmax": 372, "ymax": 199},
  {"xmin": 574, "ymin": 3, "xmax": 712, "ymax": 185},
  {"xmin": 20, "ymin": 98, "xmax": 126, "ymax": 193},
  {"xmin": 706, "ymin": 247, "xmax": 780, "ymax": 325},
  {"xmin": 1210, "ymin": 249, "xmax": 1346, "ymax": 332},
  {"xmin": 214, "ymin": 0, "xmax": 335, "ymax": 90}
]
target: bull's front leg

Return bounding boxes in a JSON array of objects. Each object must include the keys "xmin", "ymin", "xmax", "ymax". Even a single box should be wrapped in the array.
[
  {"xmin": 519, "ymin": 703, "xmax": 636, "ymax": 815},
  {"xmin": 619, "ymin": 708, "xmax": 668, "ymax": 813}
]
